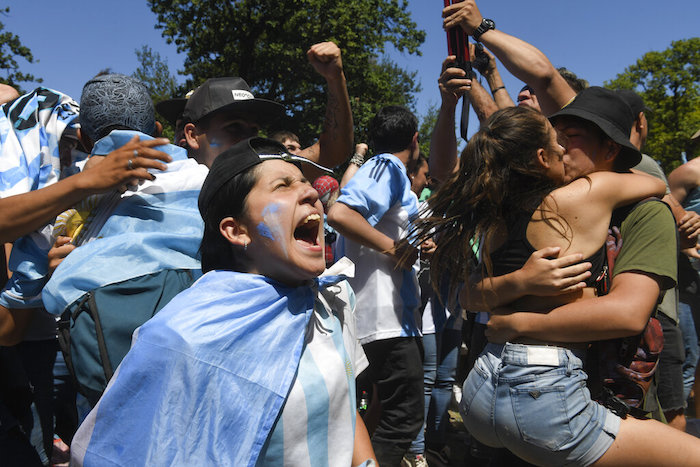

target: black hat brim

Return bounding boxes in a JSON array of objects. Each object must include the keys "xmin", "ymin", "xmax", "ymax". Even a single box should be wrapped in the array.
[
  {"xmin": 200, "ymin": 98, "xmax": 285, "ymax": 127},
  {"xmin": 155, "ymin": 98, "xmax": 188, "ymax": 127},
  {"xmin": 550, "ymin": 107, "xmax": 642, "ymax": 170}
]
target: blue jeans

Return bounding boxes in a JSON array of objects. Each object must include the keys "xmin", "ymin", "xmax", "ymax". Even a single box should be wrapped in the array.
[
  {"xmin": 679, "ymin": 300, "xmax": 700, "ymax": 402},
  {"xmin": 460, "ymin": 343, "xmax": 620, "ymax": 466},
  {"xmin": 408, "ymin": 333, "xmax": 436, "ymax": 455},
  {"xmin": 409, "ymin": 317, "xmax": 461, "ymax": 455}
]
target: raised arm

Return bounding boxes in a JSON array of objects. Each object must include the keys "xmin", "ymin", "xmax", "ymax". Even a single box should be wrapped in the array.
[
  {"xmin": 443, "ymin": 1, "xmax": 575, "ymax": 115},
  {"xmin": 299, "ymin": 42, "xmax": 353, "ymax": 176},
  {"xmin": 429, "ymin": 57, "xmax": 471, "ymax": 183},
  {"xmin": 469, "ymin": 78, "xmax": 499, "ymax": 125},
  {"xmin": 480, "ymin": 47, "xmax": 515, "ymax": 109}
]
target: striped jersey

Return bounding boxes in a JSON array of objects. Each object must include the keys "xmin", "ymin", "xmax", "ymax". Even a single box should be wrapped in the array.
[
  {"xmin": 257, "ymin": 273, "xmax": 368, "ymax": 466},
  {"xmin": 335, "ymin": 153, "xmax": 421, "ymax": 344}
]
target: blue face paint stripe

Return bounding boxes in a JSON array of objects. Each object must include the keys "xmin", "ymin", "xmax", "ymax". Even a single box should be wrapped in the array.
[
  {"xmin": 261, "ymin": 202, "xmax": 287, "ymax": 257},
  {"xmin": 257, "ymin": 223, "xmax": 275, "ymax": 240}
]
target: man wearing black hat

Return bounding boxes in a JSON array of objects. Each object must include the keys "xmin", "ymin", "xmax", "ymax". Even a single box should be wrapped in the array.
[
  {"xmin": 483, "ymin": 88, "xmax": 679, "ymax": 409},
  {"xmin": 181, "ymin": 41, "xmax": 352, "ymax": 171}
]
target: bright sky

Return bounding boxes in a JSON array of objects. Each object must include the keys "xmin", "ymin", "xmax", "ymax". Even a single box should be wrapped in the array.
[{"xmin": 4, "ymin": 0, "xmax": 699, "ymax": 139}]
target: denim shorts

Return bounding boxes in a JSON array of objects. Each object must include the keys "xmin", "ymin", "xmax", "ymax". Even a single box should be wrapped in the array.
[{"xmin": 460, "ymin": 343, "xmax": 620, "ymax": 466}]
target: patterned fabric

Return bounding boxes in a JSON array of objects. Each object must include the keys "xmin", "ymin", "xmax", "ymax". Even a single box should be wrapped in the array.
[
  {"xmin": 335, "ymin": 153, "xmax": 421, "ymax": 344},
  {"xmin": 257, "ymin": 259, "xmax": 367, "ymax": 466},
  {"xmin": 42, "ymin": 130, "xmax": 207, "ymax": 316},
  {"xmin": 313, "ymin": 175, "xmax": 339, "ymax": 209},
  {"xmin": 79, "ymin": 74, "xmax": 156, "ymax": 142},
  {"xmin": 0, "ymin": 87, "xmax": 80, "ymax": 198},
  {"xmin": 70, "ymin": 262, "xmax": 361, "ymax": 467},
  {"xmin": 0, "ymin": 87, "xmax": 80, "ymax": 309}
]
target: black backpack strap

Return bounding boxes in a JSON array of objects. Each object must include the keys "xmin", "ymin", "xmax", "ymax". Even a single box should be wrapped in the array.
[{"xmin": 86, "ymin": 292, "xmax": 115, "ymax": 382}]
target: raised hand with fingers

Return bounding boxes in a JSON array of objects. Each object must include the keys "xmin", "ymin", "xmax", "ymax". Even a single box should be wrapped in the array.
[{"xmin": 439, "ymin": 56, "xmax": 472, "ymax": 107}]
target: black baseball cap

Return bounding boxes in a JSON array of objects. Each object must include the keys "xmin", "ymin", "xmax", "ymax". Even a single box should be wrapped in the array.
[
  {"xmin": 549, "ymin": 86, "xmax": 641, "ymax": 170},
  {"xmin": 198, "ymin": 137, "xmax": 331, "ymax": 215},
  {"xmin": 182, "ymin": 77, "xmax": 284, "ymax": 126}
]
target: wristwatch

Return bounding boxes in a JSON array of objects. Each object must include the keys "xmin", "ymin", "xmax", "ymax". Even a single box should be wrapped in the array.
[{"xmin": 472, "ymin": 18, "xmax": 495, "ymax": 42}]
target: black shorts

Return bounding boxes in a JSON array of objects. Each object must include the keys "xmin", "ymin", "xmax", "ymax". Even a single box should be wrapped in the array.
[{"xmin": 657, "ymin": 313, "xmax": 686, "ymax": 412}]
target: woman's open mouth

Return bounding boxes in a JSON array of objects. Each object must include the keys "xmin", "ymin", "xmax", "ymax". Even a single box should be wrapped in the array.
[{"xmin": 294, "ymin": 213, "xmax": 321, "ymax": 248}]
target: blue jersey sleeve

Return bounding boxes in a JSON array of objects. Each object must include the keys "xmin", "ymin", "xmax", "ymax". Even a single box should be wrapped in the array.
[
  {"xmin": 0, "ymin": 230, "xmax": 52, "ymax": 309},
  {"xmin": 336, "ymin": 155, "xmax": 408, "ymax": 226}
]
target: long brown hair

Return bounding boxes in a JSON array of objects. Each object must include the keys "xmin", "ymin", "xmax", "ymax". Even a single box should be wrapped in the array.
[{"xmin": 411, "ymin": 106, "xmax": 559, "ymax": 298}]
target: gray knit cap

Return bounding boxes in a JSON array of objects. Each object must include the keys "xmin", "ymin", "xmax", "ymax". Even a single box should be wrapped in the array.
[{"xmin": 79, "ymin": 73, "xmax": 156, "ymax": 142}]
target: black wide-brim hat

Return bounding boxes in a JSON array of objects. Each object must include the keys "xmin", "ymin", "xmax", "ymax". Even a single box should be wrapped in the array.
[
  {"xmin": 182, "ymin": 77, "xmax": 284, "ymax": 126},
  {"xmin": 549, "ymin": 86, "xmax": 642, "ymax": 170},
  {"xmin": 155, "ymin": 97, "xmax": 187, "ymax": 127}
]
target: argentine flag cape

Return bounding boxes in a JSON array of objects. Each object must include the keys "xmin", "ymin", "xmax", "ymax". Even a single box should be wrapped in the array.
[
  {"xmin": 0, "ymin": 87, "xmax": 81, "ymax": 308},
  {"xmin": 71, "ymin": 269, "xmax": 349, "ymax": 466},
  {"xmin": 42, "ymin": 130, "xmax": 207, "ymax": 316}
]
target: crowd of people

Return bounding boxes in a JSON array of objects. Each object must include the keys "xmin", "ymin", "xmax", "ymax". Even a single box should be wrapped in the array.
[{"xmin": 1, "ymin": 1, "xmax": 699, "ymax": 466}]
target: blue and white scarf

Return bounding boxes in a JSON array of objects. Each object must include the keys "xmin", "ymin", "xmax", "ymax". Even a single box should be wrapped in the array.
[{"xmin": 71, "ymin": 270, "xmax": 347, "ymax": 466}]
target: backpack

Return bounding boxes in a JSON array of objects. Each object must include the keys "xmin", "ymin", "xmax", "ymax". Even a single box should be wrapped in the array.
[
  {"xmin": 587, "ymin": 199, "xmax": 667, "ymax": 419},
  {"xmin": 57, "ymin": 268, "xmax": 199, "ymax": 406}
]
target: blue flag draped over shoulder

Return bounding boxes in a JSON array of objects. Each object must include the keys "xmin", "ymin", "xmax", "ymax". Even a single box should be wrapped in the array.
[
  {"xmin": 71, "ymin": 271, "xmax": 345, "ymax": 466},
  {"xmin": 42, "ymin": 130, "xmax": 208, "ymax": 316}
]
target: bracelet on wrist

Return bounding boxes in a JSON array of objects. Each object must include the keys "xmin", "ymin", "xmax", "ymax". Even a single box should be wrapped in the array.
[
  {"xmin": 350, "ymin": 153, "xmax": 365, "ymax": 167},
  {"xmin": 490, "ymin": 86, "xmax": 506, "ymax": 95}
]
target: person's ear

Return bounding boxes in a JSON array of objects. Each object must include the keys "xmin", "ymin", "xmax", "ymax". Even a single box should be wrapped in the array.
[
  {"xmin": 154, "ymin": 121, "xmax": 163, "ymax": 137},
  {"xmin": 219, "ymin": 217, "xmax": 251, "ymax": 248},
  {"xmin": 536, "ymin": 147, "xmax": 549, "ymax": 168},
  {"xmin": 76, "ymin": 128, "xmax": 94, "ymax": 153},
  {"xmin": 184, "ymin": 123, "xmax": 200, "ymax": 150},
  {"xmin": 411, "ymin": 131, "xmax": 419, "ymax": 150},
  {"xmin": 604, "ymin": 140, "xmax": 621, "ymax": 162}
]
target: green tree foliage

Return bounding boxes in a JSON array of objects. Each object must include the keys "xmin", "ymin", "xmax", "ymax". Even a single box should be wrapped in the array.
[
  {"xmin": 418, "ymin": 103, "xmax": 439, "ymax": 157},
  {"xmin": 133, "ymin": 45, "xmax": 179, "ymax": 139},
  {"xmin": 147, "ymin": 0, "xmax": 425, "ymax": 146},
  {"xmin": 0, "ymin": 7, "xmax": 41, "ymax": 91},
  {"xmin": 606, "ymin": 38, "xmax": 700, "ymax": 172},
  {"xmin": 133, "ymin": 45, "xmax": 179, "ymax": 104}
]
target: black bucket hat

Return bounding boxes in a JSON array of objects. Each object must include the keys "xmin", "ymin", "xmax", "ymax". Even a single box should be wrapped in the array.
[
  {"xmin": 198, "ymin": 137, "xmax": 331, "ymax": 216},
  {"xmin": 182, "ymin": 77, "xmax": 284, "ymax": 126},
  {"xmin": 550, "ymin": 86, "xmax": 641, "ymax": 170},
  {"xmin": 616, "ymin": 89, "xmax": 650, "ymax": 117}
]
